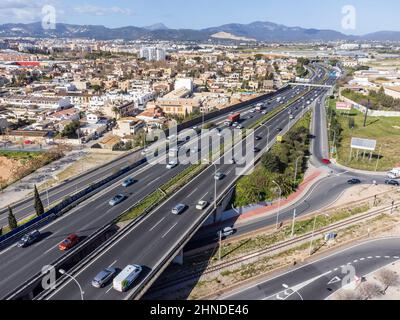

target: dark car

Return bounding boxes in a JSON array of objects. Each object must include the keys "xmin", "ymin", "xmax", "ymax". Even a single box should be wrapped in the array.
[
  {"xmin": 347, "ymin": 178, "xmax": 361, "ymax": 185},
  {"xmin": 253, "ymin": 147, "xmax": 261, "ymax": 153},
  {"xmin": 385, "ymin": 179, "xmax": 400, "ymax": 186},
  {"xmin": 17, "ymin": 230, "xmax": 41, "ymax": 248},
  {"xmin": 276, "ymin": 127, "xmax": 283, "ymax": 132},
  {"xmin": 122, "ymin": 178, "xmax": 136, "ymax": 188},
  {"xmin": 255, "ymin": 136, "xmax": 262, "ymax": 141}
]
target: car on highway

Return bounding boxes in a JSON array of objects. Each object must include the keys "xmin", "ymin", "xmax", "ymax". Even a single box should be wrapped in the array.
[
  {"xmin": 385, "ymin": 179, "xmax": 400, "ymax": 186},
  {"xmin": 108, "ymin": 194, "xmax": 126, "ymax": 206},
  {"xmin": 217, "ymin": 227, "xmax": 235, "ymax": 238},
  {"xmin": 276, "ymin": 127, "xmax": 283, "ymax": 132},
  {"xmin": 253, "ymin": 147, "xmax": 261, "ymax": 153},
  {"xmin": 214, "ymin": 172, "xmax": 225, "ymax": 181},
  {"xmin": 347, "ymin": 178, "xmax": 361, "ymax": 185},
  {"xmin": 255, "ymin": 136, "xmax": 262, "ymax": 141},
  {"xmin": 321, "ymin": 158, "xmax": 331, "ymax": 165},
  {"xmin": 122, "ymin": 177, "xmax": 136, "ymax": 187},
  {"xmin": 17, "ymin": 230, "xmax": 41, "ymax": 248},
  {"xmin": 113, "ymin": 264, "xmax": 142, "ymax": 292},
  {"xmin": 166, "ymin": 161, "xmax": 178, "ymax": 169},
  {"xmin": 196, "ymin": 200, "xmax": 209, "ymax": 210},
  {"xmin": 92, "ymin": 267, "xmax": 119, "ymax": 288},
  {"xmin": 172, "ymin": 203, "xmax": 187, "ymax": 215},
  {"xmin": 58, "ymin": 234, "xmax": 79, "ymax": 251}
]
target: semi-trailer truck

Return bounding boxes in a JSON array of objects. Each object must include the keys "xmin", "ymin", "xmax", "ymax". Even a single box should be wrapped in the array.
[{"xmin": 225, "ymin": 113, "xmax": 240, "ymax": 126}]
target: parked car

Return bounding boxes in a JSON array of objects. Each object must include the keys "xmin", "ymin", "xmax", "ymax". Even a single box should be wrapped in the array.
[
  {"xmin": 92, "ymin": 268, "xmax": 119, "ymax": 288},
  {"xmin": 172, "ymin": 203, "xmax": 187, "ymax": 215},
  {"xmin": 214, "ymin": 172, "xmax": 225, "ymax": 181},
  {"xmin": 217, "ymin": 227, "xmax": 235, "ymax": 238},
  {"xmin": 255, "ymin": 136, "xmax": 262, "ymax": 141},
  {"xmin": 385, "ymin": 179, "xmax": 400, "ymax": 186},
  {"xmin": 109, "ymin": 194, "xmax": 126, "ymax": 206},
  {"xmin": 58, "ymin": 234, "xmax": 79, "ymax": 251},
  {"xmin": 347, "ymin": 178, "xmax": 361, "ymax": 185},
  {"xmin": 122, "ymin": 178, "xmax": 136, "ymax": 188},
  {"xmin": 17, "ymin": 230, "xmax": 41, "ymax": 248},
  {"xmin": 196, "ymin": 200, "xmax": 209, "ymax": 210}
]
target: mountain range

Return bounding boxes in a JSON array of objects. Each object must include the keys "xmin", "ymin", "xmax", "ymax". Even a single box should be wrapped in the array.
[{"xmin": 0, "ymin": 21, "xmax": 399, "ymax": 42}]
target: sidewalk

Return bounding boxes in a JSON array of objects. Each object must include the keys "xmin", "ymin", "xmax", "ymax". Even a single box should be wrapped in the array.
[{"xmin": 235, "ymin": 166, "xmax": 327, "ymax": 225}]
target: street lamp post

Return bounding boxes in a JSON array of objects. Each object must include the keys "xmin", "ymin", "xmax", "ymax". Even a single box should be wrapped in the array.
[
  {"xmin": 213, "ymin": 163, "xmax": 218, "ymax": 211},
  {"xmin": 291, "ymin": 208, "xmax": 297, "ymax": 238},
  {"xmin": 293, "ymin": 155, "xmax": 302, "ymax": 186},
  {"xmin": 309, "ymin": 214, "xmax": 318, "ymax": 256},
  {"xmin": 262, "ymin": 123, "xmax": 271, "ymax": 149},
  {"xmin": 272, "ymin": 180, "xmax": 282, "ymax": 229},
  {"xmin": 59, "ymin": 269, "xmax": 84, "ymax": 300}
]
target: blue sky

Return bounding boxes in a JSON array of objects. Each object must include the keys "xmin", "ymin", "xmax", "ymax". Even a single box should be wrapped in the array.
[{"xmin": 1, "ymin": 0, "xmax": 399, "ymax": 35}]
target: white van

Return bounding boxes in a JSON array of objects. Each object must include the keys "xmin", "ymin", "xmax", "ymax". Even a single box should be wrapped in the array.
[{"xmin": 113, "ymin": 264, "xmax": 142, "ymax": 292}]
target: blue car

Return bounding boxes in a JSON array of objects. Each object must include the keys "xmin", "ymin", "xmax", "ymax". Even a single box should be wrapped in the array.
[
  {"xmin": 122, "ymin": 178, "xmax": 136, "ymax": 187},
  {"xmin": 109, "ymin": 194, "xmax": 126, "ymax": 206}
]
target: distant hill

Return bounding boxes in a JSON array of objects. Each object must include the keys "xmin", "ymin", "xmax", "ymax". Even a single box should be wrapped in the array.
[
  {"xmin": 0, "ymin": 21, "xmax": 399, "ymax": 42},
  {"xmin": 143, "ymin": 23, "xmax": 169, "ymax": 31}
]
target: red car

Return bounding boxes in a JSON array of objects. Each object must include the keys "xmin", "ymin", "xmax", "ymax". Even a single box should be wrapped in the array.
[
  {"xmin": 58, "ymin": 234, "xmax": 79, "ymax": 251},
  {"xmin": 321, "ymin": 158, "xmax": 331, "ymax": 165}
]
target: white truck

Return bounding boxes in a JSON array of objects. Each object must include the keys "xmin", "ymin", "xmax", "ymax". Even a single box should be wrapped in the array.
[
  {"xmin": 113, "ymin": 264, "xmax": 142, "ymax": 292},
  {"xmin": 387, "ymin": 167, "xmax": 400, "ymax": 179}
]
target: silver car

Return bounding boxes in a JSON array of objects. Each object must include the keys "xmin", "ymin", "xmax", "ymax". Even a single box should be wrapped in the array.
[
  {"xmin": 92, "ymin": 268, "xmax": 118, "ymax": 288},
  {"xmin": 172, "ymin": 204, "xmax": 186, "ymax": 215}
]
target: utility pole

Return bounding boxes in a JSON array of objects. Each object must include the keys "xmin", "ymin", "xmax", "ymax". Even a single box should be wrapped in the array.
[
  {"xmin": 291, "ymin": 209, "xmax": 297, "ymax": 237},
  {"xmin": 363, "ymin": 99, "xmax": 370, "ymax": 128}
]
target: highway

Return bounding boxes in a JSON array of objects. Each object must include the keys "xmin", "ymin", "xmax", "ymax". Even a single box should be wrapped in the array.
[
  {"xmin": 185, "ymin": 80, "xmax": 388, "ymax": 250},
  {"xmin": 0, "ymin": 87, "xmax": 292, "ymax": 227},
  {"xmin": 42, "ymin": 66, "xmax": 330, "ymax": 300},
  {"xmin": 221, "ymin": 238, "xmax": 400, "ymax": 300},
  {"xmin": 0, "ymin": 67, "xmax": 322, "ymax": 299}
]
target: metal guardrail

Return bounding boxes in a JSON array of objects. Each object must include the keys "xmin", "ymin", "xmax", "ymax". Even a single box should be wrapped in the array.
[
  {"xmin": 0, "ymin": 158, "xmax": 147, "ymax": 251},
  {"xmin": 6, "ymin": 86, "xmax": 295, "ymax": 300},
  {"xmin": 128, "ymin": 87, "xmax": 316, "ymax": 300}
]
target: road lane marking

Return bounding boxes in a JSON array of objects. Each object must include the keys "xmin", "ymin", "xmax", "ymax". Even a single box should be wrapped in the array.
[
  {"xmin": 108, "ymin": 260, "xmax": 117, "ymax": 268},
  {"xmin": 149, "ymin": 217, "xmax": 166, "ymax": 232},
  {"xmin": 148, "ymin": 176, "xmax": 162, "ymax": 185},
  {"xmin": 106, "ymin": 286, "xmax": 113, "ymax": 294},
  {"xmin": 187, "ymin": 188, "xmax": 198, "ymax": 198},
  {"xmin": 162, "ymin": 223, "xmax": 178, "ymax": 238}
]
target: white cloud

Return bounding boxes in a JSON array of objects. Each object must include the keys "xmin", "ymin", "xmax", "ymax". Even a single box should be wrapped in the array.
[
  {"xmin": 74, "ymin": 4, "xmax": 134, "ymax": 16},
  {"xmin": 0, "ymin": 0, "xmax": 61, "ymax": 23}
]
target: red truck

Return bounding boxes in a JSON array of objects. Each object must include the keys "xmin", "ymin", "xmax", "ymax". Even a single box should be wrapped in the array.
[{"xmin": 225, "ymin": 113, "xmax": 240, "ymax": 126}]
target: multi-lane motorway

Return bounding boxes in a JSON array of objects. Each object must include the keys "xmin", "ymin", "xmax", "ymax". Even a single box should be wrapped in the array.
[
  {"xmin": 0, "ymin": 66, "xmax": 323, "ymax": 299},
  {"xmin": 222, "ymin": 238, "xmax": 400, "ymax": 300},
  {"xmin": 186, "ymin": 80, "xmax": 387, "ymax": 250},
  {"xmin": 41, "ymin": 67, "xmax": 331, "ymax": 300}
]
